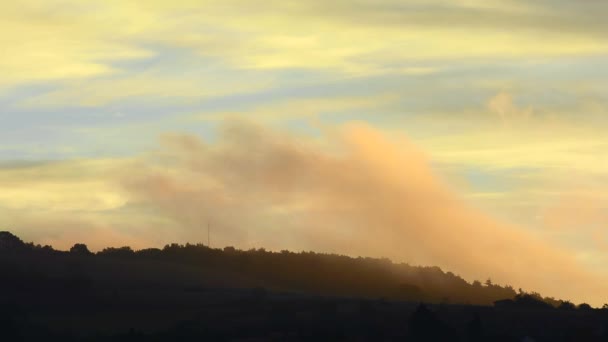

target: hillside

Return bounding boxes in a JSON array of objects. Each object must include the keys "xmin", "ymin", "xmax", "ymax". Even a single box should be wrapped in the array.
[
  {"xmin": 1, "ymin": 231, "xmax": 607, "ymax": 341},
  {"xmin": 1, "ymin": 231, "xmax": 523, "ymax": 305}
]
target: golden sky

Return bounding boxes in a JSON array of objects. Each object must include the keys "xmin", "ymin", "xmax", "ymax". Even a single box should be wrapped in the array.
[{"xmin": 1, "ymin": 0, "xmax": 608, "ymax": 305}]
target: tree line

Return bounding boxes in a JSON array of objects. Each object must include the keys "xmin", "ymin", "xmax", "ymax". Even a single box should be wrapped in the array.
[{"xmin": 0, "ymin": 231, "xmax": 599, "ymax": 309}]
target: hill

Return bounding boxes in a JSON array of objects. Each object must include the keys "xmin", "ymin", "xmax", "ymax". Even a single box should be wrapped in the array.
[
  {"xmin": 0, "ymin": 231, "xmax": 522, "ymax": 305},
  {"xmin": 1, "ymin": 231, "xmax": 606, "ymax": 341}
]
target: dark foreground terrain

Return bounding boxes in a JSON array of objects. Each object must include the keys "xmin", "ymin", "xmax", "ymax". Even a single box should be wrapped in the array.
[{"xmin": 1, "ymin": 231, "xmax": 608, "ymax": 341}]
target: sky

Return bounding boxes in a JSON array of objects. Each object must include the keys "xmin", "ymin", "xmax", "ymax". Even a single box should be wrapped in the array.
[{"xmin": 1, "ymin": 0, "xmax": 608, "ymax": 305}]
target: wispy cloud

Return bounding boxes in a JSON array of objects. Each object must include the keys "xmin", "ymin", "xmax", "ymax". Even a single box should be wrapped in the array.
[{"xmin": 2, "ymin": 0, "xmax": 607, "ymax": 91}]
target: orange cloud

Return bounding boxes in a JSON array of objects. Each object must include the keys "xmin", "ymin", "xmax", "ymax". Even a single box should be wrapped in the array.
[
  {"xmin": 121, "ymin": 120, "xmax": 607, "ymax": 305},
  {"xmin": 0, "ymin": 120, "xmax": 604, "ymax": 304}
]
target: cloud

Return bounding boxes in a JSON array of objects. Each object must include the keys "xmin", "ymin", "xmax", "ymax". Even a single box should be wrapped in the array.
[
  {"xmin": 0, "ymin": 161, "xmax": 130, "ymax": 212},
  {"xmin": 0, "ymin": 1, "xmax": 150, "ymax": 88},
  {"xmin": 18, "ymin": 66, "xmax": 275, "ymax": 108},
  {"xmin": 191, "ymin": 93, "xmax": 401, "ymax": 123},
  {"xmin": 389, "ymin": 92, "xmax": 608, "ymax": 278},
  {"xmin": 407, "ymin": 92, "xmax": 608, "ymax": 173},
  {"xmin": 538, "ymin": 178, "xmax": 608, "ymax": 259},
  {"xmin": 2, "ymin": 0, "xmax": 608, "ymax": 93},
  {"xmin": 0, "ymin": 120, "xmax": 606, "ymax": 304},
  {"xmin": 121, "ymin": 120, "xmax": 607, "ymax": 304},
  {"xmin": 487, "ymin": 91, "xmax": 533, "ymax": 126}
]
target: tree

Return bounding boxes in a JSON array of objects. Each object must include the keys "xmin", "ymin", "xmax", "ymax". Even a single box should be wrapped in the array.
[
  {"xmin": 513, "ymin": 293, "xmax": 553, "ymax": 310},
  {"xmin": 578, "ymin": 303, "xmax": 593, "ymax": 311},
  {"xmin": 558, "ymin": 301, "xmax": 576, "ymax": 310},
  {"xmin": 70, "ymin": 243, "xmax": 92, "ymax": 255},
  {"xmin": 98, "ymin": 246, "xmax": 135, "ymax": 258},
  {"xmin": 0, "ymin": 231, "xmax": 26, "ymax": 251}
]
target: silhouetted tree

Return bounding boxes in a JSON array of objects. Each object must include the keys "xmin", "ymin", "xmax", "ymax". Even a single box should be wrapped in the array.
[
  {"xmin": 98, "ymin": 246, "xmax": 135, "ymax": 258},
  {"xmin": 558, "ymin": 301, "xmax": 576, "ymax": 310},
  {"xmin": 0, "ymin": 231, "xmax": 26, "ymax": 251},
  {"xmin": 223, "ymin": 246, "xmax": 236, "ymax": 253},
  {"xmin": 513, "ymin": 293, "xmax": 554, "ymax": 310},
  {"xmin": 578, "ymin": 303, "xmax": 592, "ymax": 311},
  {"xmin": 70, "ymin": 243, "xmax": 92, "ymax": 255},
  {"xmin": 137, "ymin": 248, "xmax": 162, "ymax": 258}
]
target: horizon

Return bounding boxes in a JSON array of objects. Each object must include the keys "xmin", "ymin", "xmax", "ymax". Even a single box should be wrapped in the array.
[{"xmin": 1, "ymin": 0, "xmax": 608, "ymax": 306}]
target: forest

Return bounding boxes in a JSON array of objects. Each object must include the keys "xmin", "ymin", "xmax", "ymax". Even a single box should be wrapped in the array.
[{"xmin": 1, "ymin": 231, "xmax": 608, "ymax": 341}]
